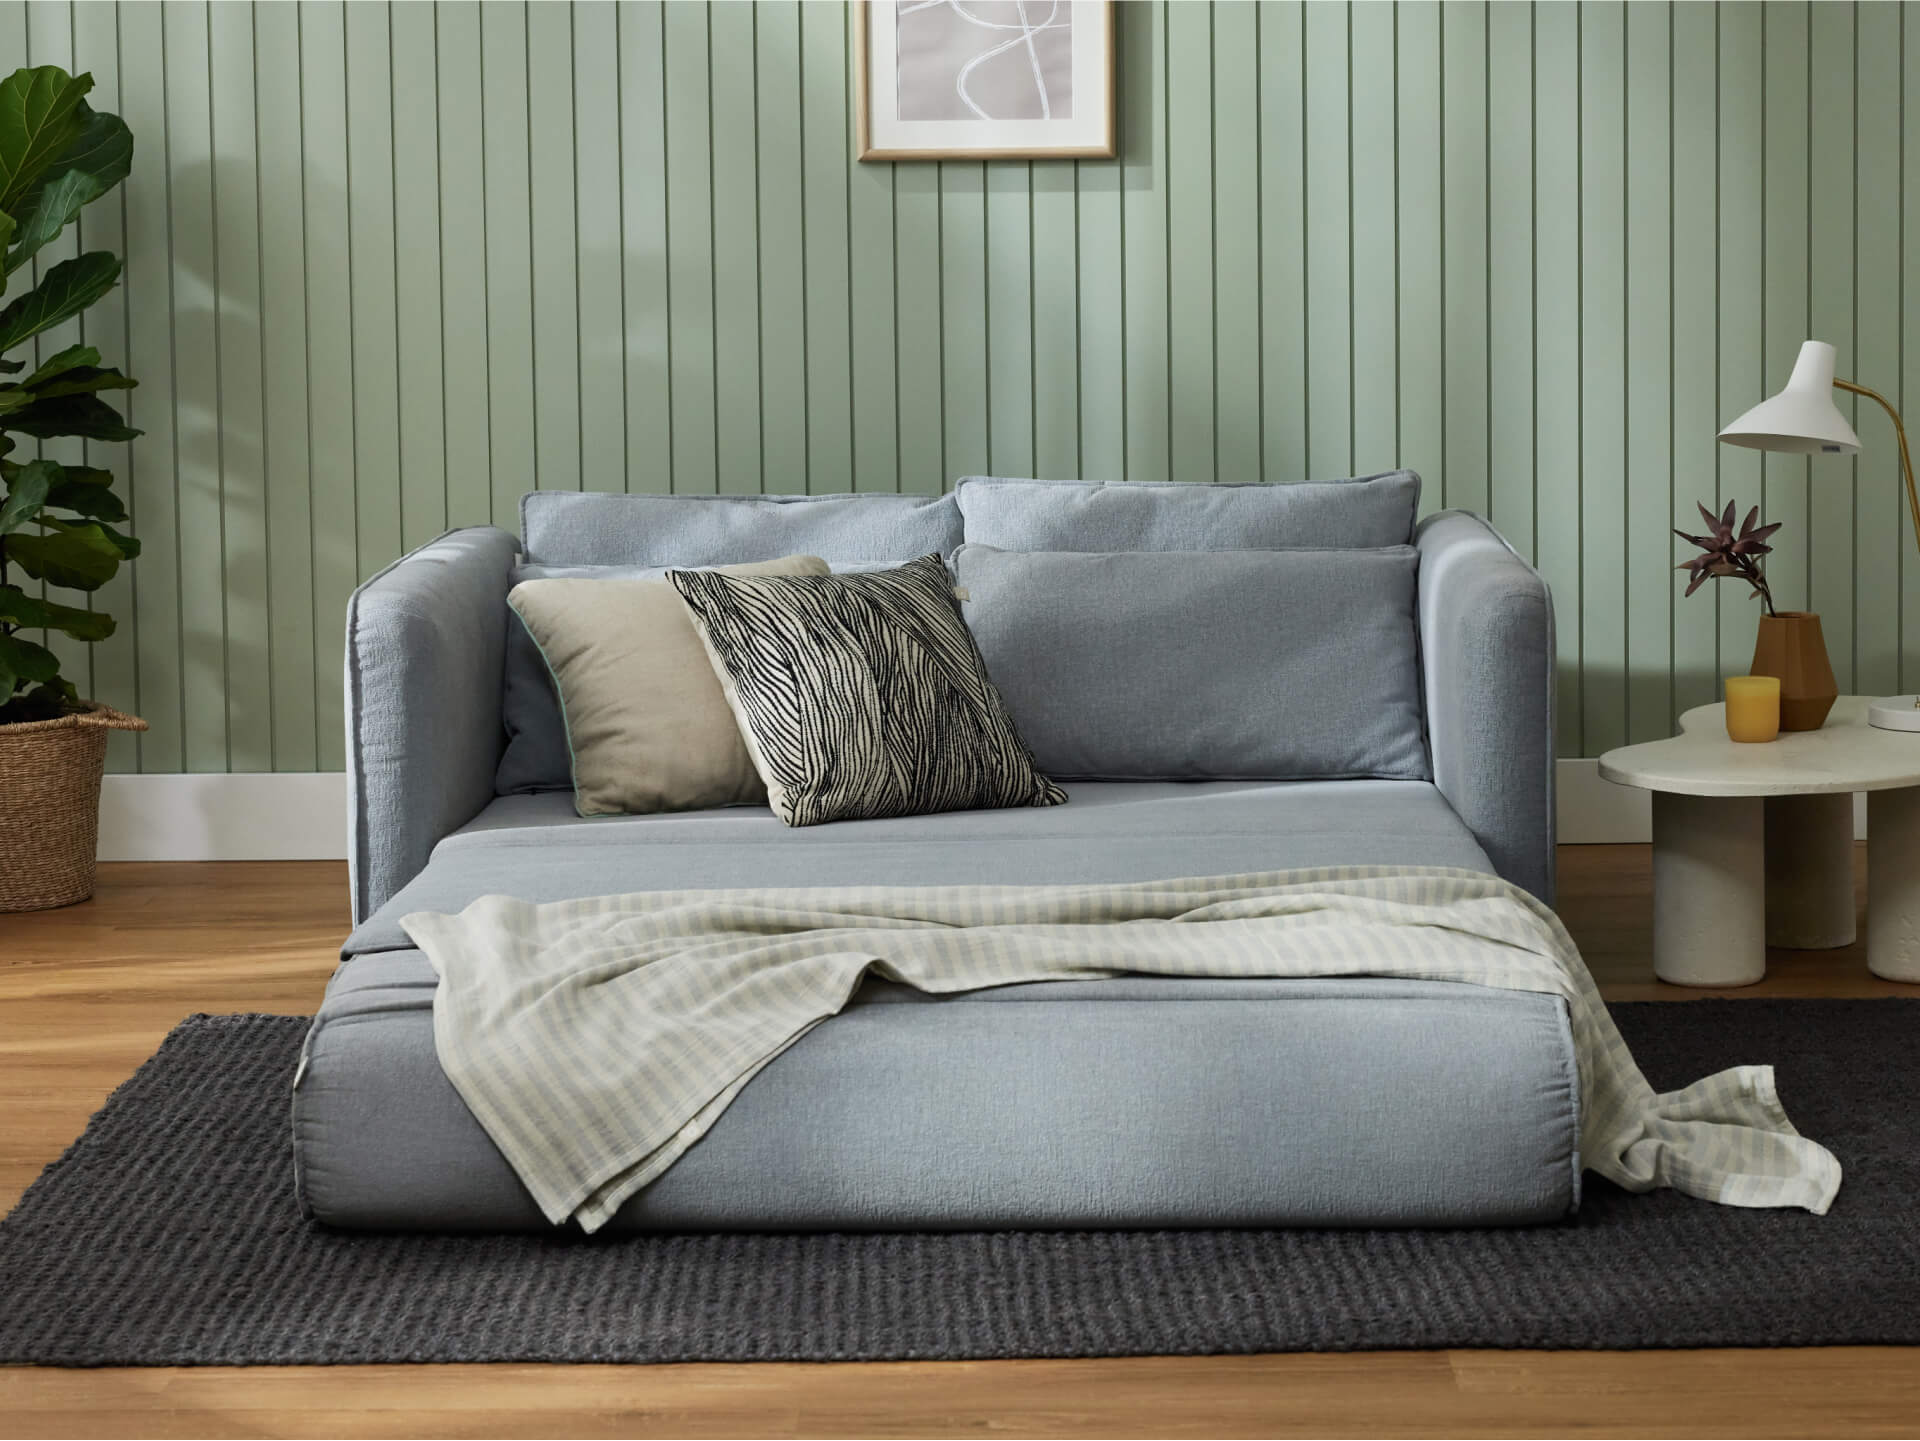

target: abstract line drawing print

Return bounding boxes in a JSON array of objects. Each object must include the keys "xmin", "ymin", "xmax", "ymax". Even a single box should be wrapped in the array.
[{"xmin": 894, "ymin": 0, "xmax": 1075, "ymax": 123}]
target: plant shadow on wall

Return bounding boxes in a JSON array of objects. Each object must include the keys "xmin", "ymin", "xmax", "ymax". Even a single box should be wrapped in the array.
[{"xmin": 0, "ymin": 65, "xmax": 141, "ymax": 725}]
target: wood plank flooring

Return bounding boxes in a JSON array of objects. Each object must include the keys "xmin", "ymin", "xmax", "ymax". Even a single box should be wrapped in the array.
[{"xmin": 1, "ymin": 848, "xmax": 1915, "ymax": 1439}]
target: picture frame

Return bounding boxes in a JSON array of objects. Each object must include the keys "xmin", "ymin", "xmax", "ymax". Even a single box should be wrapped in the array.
[{"xmin": 854, "ymin": 0, "xmax": 1117, "ymax": 162}]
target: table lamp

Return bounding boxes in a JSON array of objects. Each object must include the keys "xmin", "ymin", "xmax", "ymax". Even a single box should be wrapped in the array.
[{"xmin": 1718, "ymin": 339, "xmax": 1920, "ymax": 731}]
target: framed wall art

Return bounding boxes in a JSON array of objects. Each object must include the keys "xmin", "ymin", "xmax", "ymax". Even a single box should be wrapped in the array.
[{"xmin": 854, "ymin": 1, "xmax": 1116, "ymax": 162}]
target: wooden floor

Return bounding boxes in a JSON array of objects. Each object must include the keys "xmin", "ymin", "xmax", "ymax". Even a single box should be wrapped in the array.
[{"xmin": 1, "ymin": 847, "xmax": 1915, "ymax": 1439}]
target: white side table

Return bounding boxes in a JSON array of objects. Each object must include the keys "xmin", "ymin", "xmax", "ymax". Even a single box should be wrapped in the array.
[{"xmin": 1599, "ymin": 697, "xmax": 1920, "ymax": 987}]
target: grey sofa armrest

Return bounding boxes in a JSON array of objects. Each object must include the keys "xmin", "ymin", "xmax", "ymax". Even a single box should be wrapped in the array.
[
  {"xmin": 1415, "ymin": 511, "xmax": 1557, "ymax": 903},
  {"xmin": 345, "ymin": 526, "xmax": 520, "ymax": 923}
]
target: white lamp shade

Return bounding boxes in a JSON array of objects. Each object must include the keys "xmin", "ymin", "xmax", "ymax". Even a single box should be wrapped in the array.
[{"xmin": 1717, "ymin": 340, "xmax": 1861, "ymax": 455}]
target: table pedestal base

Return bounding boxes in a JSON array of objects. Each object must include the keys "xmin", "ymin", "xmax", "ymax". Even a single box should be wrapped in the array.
[
  {"xmin": 1652, "ymin": 792, "xmax": 1765, "ymax": 987},
  {"xmin": 1868, "ymin": 786, "xmax": 1920, "ymax": 981},
  {"xmin": 1764, "ymin": 794, "xmax": 1856, "ymax": 948}
]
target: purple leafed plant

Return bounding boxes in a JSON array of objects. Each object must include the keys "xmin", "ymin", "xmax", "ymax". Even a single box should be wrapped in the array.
[{"xmin": 1674, "ymin": 500, "xmax": 1783, "ymax": 617}]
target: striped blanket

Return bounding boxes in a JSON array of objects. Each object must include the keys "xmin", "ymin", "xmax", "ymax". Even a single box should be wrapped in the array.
[{"xmin": 401, "ymin": 866, "xmax": 1842, "ymax": 1234}]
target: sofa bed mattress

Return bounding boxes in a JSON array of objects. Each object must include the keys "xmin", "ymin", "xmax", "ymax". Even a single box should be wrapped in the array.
[
  {"xmin": 303, "ymin": 778, "xmax": 1579, "ymax": 1232},
  {"xmin": 345, "ymin": 780, "xmax": 1494, "ymax": 954},
  {"xmin": 296, "ymin": 955, "xmax": 1579, "ymax": 1232}
]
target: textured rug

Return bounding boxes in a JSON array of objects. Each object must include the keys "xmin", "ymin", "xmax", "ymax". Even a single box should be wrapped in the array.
[{"xmin": 1, "ymin": 1002, "xmax": 1916, "ymax": 1366}]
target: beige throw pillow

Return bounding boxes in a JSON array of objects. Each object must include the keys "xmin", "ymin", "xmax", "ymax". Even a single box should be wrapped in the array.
[{"xmin": 508, "ymin": 555, "xmax": 831, "ymax": 816}]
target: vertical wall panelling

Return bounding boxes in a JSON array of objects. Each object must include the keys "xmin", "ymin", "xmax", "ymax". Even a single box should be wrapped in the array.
[
  {"xmin": 1484, "ymin": 0, "xmax": 1534, "ymax": 554},
  {"xmin": 1347, "ymin": 0, "xmax": 1397, "ymax": 481},
  {"xmin": 798, "ymin": 0, "xmax": 853, "ymax": 492},
  {"xmin": 754, "ymin": 1, "xmax": 807, "ymax": 495},
  {"xmin": 14, "ymin": 0, "xmax": 1920, "ymax": 769},
  {"xmin": 1163, "ymin": 0, "xmax": 1211, "ymax": 485},
  {"xmin": 1437, "ymin": 0, "xmax": 1486, "ymax": 520},
  {"xmin": 1669, "ymin": 0, "xmax": 1719, "ymax": 719},
  {"xmin": 572, "ymin": 3, "xmax": 626, "ymax": 499},
  {"xmin": 434, "ymin": 0, "xmax": 494, "ymax": 521},
  {"xmin": 617, "ymin": 0, "xmax": 672, "ymax": 495},
  {"xmin": 1758, "ymin": 2, "xmax": 1808, "ymax": 621},
  {"xmin": 526, "ymin": 1, "xmax": 582, "ymax": 494},
  {"xmin": 985, "ymin": 163, "xmax": 1033, "ymax": 477},
  {"xmin": 1853, "ymin": 1, "xmax": 1900, "ymax": 701},
  {"xmin": 1257, "ymin": 0, "xmax": 1305, "ymax": 486},
  {"xmin": 1397, "ymin": 0, "xmax": 1444, "ymax": 512},
  {"xmin": 843, "ymin": 4, "xmax": 897, "ymax": 494},
  {"xmin": 938, "ymin": 161, "xmax": 988, "ymax": 484},
  {"xmin": 1720, "ymin": 2, "xmax": 1767, "ymax": 683},
  {"xmin": 1533, "ymin": 0, "xmax": 1582, "ymax": 753},
  {"xmin": 1211, "ymin": 2, "xmax": 1259, "ymax": 489},
  {"xmin": 208, "ymin": 0, "xmax": 270, "ymax": 771},
  {"xmin": 708, "ymin": 0, "xmax": 761, "ymax": 495},
  {"xmin": 1302, "ymin": 0, "xmax": 1350, "ymax": 478},
  {"xmin": 1904, "ymin": 8, "xmax": 1920, "ymax": 696},
  {"xmin": 661, "ymin": 0, "xmax": 715, "ymax": 493},
  {"xmin": 1624, "ymin": 0, "xmax": 1673, "ymax": 747},
  {"xmin": 1030, "ymin": 157, "xmax": 1079, "ymax": 480},
  {"xmin": 1120, "ymin": 0, "xmax": 1167, "ymax": 484},
  {"xmin": 1808, "ymin": 1, "xmax": 1856, "ymax": 690},
  {"xmin": 391, "ymin": 0, "xmax": 449, "ymax": 549}
]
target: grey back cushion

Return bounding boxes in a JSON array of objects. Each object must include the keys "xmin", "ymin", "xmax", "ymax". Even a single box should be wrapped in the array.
[
  {"xmin": 954, "ymin": 544, "xmax": 1430, "ymax": 782},
  {"xmin": 495, "ymin": 559, "xmax": 925, "ymax": 795},
  {"xmin": 520, "ymin": 490, "xmax": 963, "ymax": 565},
  {"xmin": 955, "ymin": 472, "xmax": 1420, "ymax": 551}
]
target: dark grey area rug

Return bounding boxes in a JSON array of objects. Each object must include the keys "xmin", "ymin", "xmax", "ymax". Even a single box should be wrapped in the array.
[{"xmin": 1, "ymin": 1002, "xmax": 1917, "ymax": 1366}]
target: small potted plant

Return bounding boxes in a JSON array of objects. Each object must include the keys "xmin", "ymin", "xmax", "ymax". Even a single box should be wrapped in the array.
[
  {"xmin": 1675, "ymin": 499, "xmax": 1837, "ymax": 731},
  {"xmin": 0, "ymin": 66, "xmax": 145, "ymax": 911}
]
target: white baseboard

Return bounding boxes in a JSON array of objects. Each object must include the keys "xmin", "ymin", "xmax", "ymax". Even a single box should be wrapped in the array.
[
  {"xmin": 97, "ymin": 772, "xmax": 348, "ymax": 861},
  {"xmin": 92, "ymin": 765, "xmax": 1865, "ymax": 861}
]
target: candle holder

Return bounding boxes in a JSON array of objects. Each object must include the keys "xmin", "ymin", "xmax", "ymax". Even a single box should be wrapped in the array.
[{"xmin": 1725, "ymin": 675, "xmax": 1782, "ymax": 743}]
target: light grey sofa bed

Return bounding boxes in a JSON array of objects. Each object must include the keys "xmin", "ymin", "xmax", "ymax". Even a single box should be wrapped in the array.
[{"xmin": 297, "ymin": 474, "xmax": 1568, "ymax": 1233}]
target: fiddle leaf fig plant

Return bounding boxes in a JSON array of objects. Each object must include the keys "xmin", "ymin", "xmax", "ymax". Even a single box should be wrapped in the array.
[{"xmin": 0, "ymin": 65, "xmax": 140, "ymax": 725}]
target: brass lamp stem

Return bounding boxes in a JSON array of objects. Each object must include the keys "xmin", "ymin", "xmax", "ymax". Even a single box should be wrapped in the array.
[
  {"xmin": 1834, "ymin": 377, "xmax": 1920, "ymax": 560},
  {"xmin": 1834, "ymin": 377, "xmax": 1920, "ymax": 707}
]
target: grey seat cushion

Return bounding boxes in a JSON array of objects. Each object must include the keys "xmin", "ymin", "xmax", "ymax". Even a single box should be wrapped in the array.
[
  {"xmin": 347, "ymin": 779, "xmax": 1492, "ymax": 955},
  {"xmin": 956, "ymin": 544, "xmax": 1428, "ymax": 782},
  {"xmin": 520, "ymin": 490, "xmax": 963, "ymax": 566},
  {"xmin": 297, "ymin": 954, "xmax": 1578, "ymax": 1232},
  {"xmin": 954, "ymin": 472, "xmax": 1420, "ymax": 551}
]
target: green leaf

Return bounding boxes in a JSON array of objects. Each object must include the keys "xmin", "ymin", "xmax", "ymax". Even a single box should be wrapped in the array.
[
  {"xmin": 0, "ymin": 457, "xmax": 54, "ymax": 533},
  {"xmin": 18, "ymin": 342, "xmax": 98, "ymax": 386},
  {"xmin": 0, "ymin": 359, "xmax": 21, "ymax": 374},
  {"xmin": 3, "ymin": 390, "xmax": 139, "ymax": 441},
  {"xmin": 3, "ymin": 106, "xmax": 131, "ymax": 275},
  {"xmin": 0, "ymin": 388, "xmax": 33, "ymax": 415},
  {"xmin": 0, "ymin": 250, "xmax": 121, "ymax": 357},
  {"xmin": 0, "ymin": 582, "xmax": 113, "ymax": 640},
  {"xmin": 0, "ymin": 629, "xmax": 61, "ymax": 698},
  {"xmin": 6, "ymin": 520, "xmax": 121, "ymax": 589},
  {"xmin": 24, "ymin": 364, "xmax": 135, "ymax": 400},
  {"xmin": 53, "ymin": 515, "xmax": 140, "ymax": 559},
  {"xmin": 44, "ymin": 469, "xmax": 125, "ymax": 522},
  {"xmin": 0, "ymin": 678, "xmax": 80, "ymax": 721},
  {"xmin": 0, "ymin": 67, "xmax": 93, "ymax": 213}
]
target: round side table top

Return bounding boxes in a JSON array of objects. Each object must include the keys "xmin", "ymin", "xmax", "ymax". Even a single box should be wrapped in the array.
[{"xmin": 1598, "ymin": 696, "xmax": 1920, "ymax": 797}]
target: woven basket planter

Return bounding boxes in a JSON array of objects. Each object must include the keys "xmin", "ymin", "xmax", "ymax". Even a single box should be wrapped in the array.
[{"xmin": 0, "ymin": 703, "xmax": 147, "ymax": 912}]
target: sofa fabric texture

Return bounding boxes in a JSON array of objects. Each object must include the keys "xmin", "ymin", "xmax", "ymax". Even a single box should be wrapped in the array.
[
  {"xmin": 297, "ymin": 960, "xmax": 1579, "ymax": 1232},
  {"xmin": 345, "ymin": 526, "xmax": 519, "ymax": 925},
  {"xmin": 347, "ymin": 780, "xmax": 1495, "ymax": 955},
  {"xmin": 1415, "ymin": 510, "xmax": 1557, "ymax": 902},
  {"xmin": 520, "ymin": 489, "xmax": 963, "ymax": 567},
  {"xmin": 955, "ymin": 543, "xmax": 1428, "ymax": 782},
  {"xmin": 670, "ymin": 555, "xmax": 1066, "ymax": 827},
  {"xmin": 954, "ymin": 471, "xmax": 1420, "ymax": 551},
  {"xmin": 508, "ymin": 555, "xmax": 830, "ymax": 816}
]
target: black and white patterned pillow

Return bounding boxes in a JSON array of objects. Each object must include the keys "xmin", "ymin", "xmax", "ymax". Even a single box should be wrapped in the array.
[{"xmin": 669, "ymin": 554, "xmax": 1066, "ymax": 827}]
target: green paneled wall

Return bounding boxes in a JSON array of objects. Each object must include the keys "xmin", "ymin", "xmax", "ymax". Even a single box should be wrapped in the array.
[{"xmin": 6, "ymin": 0, "xmax": 1917, "ymax": 770}]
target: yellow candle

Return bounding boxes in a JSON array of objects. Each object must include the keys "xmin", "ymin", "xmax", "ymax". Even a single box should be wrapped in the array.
[{"xmin": 1726, "ymin": 675, "xmax": 1782, "ymax": 743}]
